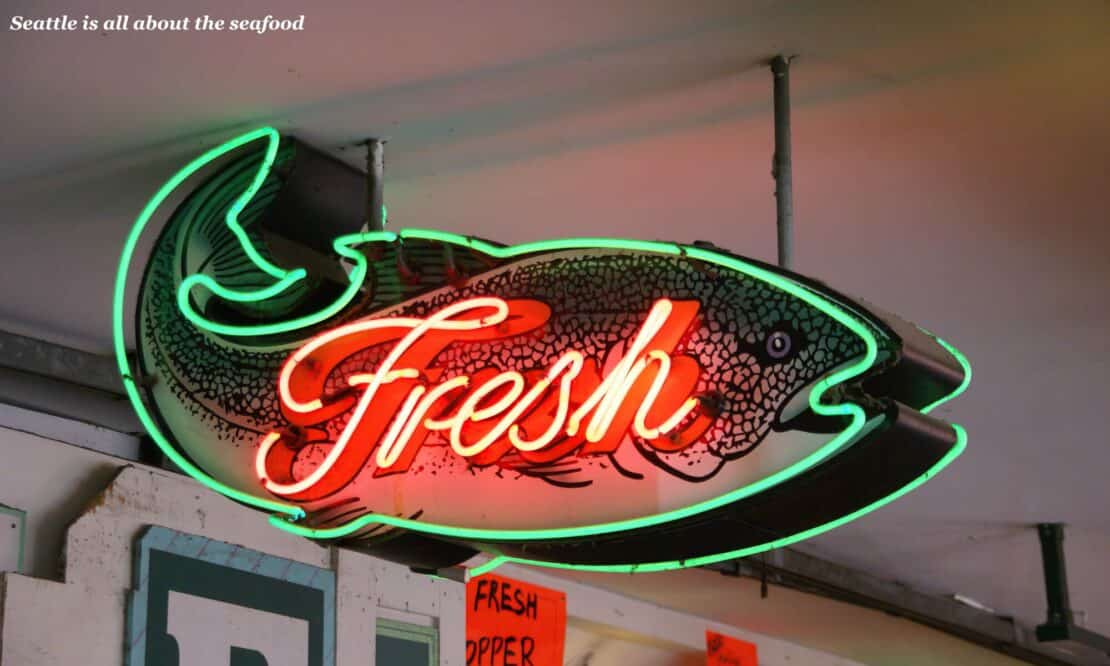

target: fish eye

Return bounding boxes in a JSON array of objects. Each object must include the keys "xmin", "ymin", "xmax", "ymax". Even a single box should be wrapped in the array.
[{"xmin": 765, "ymin": 329, "xmax": 793, "ymax": 360}]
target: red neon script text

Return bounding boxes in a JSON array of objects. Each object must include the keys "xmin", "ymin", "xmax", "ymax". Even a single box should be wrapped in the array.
[{"xmin": 256, "ymin": 297, "xmax": 712, "ymax": 500}]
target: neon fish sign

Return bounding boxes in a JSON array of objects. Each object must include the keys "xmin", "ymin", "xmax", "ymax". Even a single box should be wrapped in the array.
[{"xmin": 115, "ymin": 127, "xmax": 970, "ymax": 573}]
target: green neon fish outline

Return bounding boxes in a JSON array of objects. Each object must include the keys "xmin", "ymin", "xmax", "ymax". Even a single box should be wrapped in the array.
[{"xmin": 113, "ymin": 127, "xmax": 970, "ymax": 574}]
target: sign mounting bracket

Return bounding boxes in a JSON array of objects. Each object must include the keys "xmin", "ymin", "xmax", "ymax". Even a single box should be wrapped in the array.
[{"xmin": 1036, "ymin": 523, "xmax": 1110, "ymax": 656}]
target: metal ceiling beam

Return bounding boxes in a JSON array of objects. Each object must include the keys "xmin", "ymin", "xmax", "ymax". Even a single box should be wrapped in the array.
[
  {"xmin": 0, "ymin": 329, "xmax": 123, "ymax": 395},
  {"xmin": 0, "ymin": 329, "xmax": 146, "ymax": 461},
  {"xmin": 707, "ymin": 548, "xmax": 1104, "ymax": 666}
]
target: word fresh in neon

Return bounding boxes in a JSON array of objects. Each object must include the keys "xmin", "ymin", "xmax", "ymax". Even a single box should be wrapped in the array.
[{"xmin": 257, "ymin": 297, "xmax": 710, "ymax": 501}]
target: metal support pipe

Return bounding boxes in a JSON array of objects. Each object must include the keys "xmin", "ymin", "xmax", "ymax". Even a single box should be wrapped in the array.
[
  {"xmin": 366, "ymin": 138, "xmax": 385, "ymax": 231},
  {"xmin": 1034, "ymin": 523, "xmax": 1110, "ymax": 656},
  {"xmin": 1038, "ymin": 523, "xmax": 1074, "ymax": 626},
  {"xmin": 770, "ymin": 55, "xmax": 794, "ymax": 270}
]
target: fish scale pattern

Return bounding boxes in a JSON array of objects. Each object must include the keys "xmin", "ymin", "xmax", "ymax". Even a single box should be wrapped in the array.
[{"xmin": 140, "ymin": 230, "xmax": 866, "ymax": 492}]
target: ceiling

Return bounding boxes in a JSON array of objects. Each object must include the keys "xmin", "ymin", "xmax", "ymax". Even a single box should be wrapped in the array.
[{"xmin": 2, "ymin": 1, "xmax": 1109, "ymax": 662}]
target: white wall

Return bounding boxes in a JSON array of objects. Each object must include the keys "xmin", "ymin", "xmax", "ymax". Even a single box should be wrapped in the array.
[
  {"xmin": 0, "ymin": 423, "xmax": 863, "ymax": 666},
  {"xmin": 0, "ymin": 425, "xmax": 465, "ymax": 666}
]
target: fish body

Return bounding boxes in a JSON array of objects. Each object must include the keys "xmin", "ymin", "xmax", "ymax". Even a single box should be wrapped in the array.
[{"xmin": 118, "ymin": 128, "xmax": 968, "ymax": 570}]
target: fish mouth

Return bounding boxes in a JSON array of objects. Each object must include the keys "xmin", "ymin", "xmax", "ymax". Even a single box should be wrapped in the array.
[
  {"xmin": 773, "ymin": 361, "xmax": 859, "ymax": 435},
  {"xmin": 773, "ymin": 292, "xmax": 969, "ymax": 437}
]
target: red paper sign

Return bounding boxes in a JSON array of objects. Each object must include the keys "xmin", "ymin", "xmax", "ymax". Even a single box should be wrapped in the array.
[
  {"xmin": 466, "ymin": 573, "xmax": 565, "ymax": 666},
  {"xmin": 706, "ymin": 630, "xmax": 758, "ymax": 666}
]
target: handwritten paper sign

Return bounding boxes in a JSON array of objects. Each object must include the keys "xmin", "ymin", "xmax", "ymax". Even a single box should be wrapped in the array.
[
  {"xmin": 466, "ymin": 573, "xmax": 565, "ymax": 666},
  {"xmin": 706, "ymin": 630, "xmax": 758, "ymax": 666}
]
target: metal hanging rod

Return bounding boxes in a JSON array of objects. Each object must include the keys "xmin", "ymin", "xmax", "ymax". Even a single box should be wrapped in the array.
[
  {"xmin": 770, "ymin": 54, "xmax": 795, "ymax": 270},
  {"xmin": 365, "ymin": 138, "xmax": 386, "ymax": 231}
]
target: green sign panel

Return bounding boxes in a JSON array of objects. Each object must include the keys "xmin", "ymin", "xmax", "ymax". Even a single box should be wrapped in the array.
[{"xmin": 126, "ymin": 526, "xmax": 335, "ymax": 666}]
